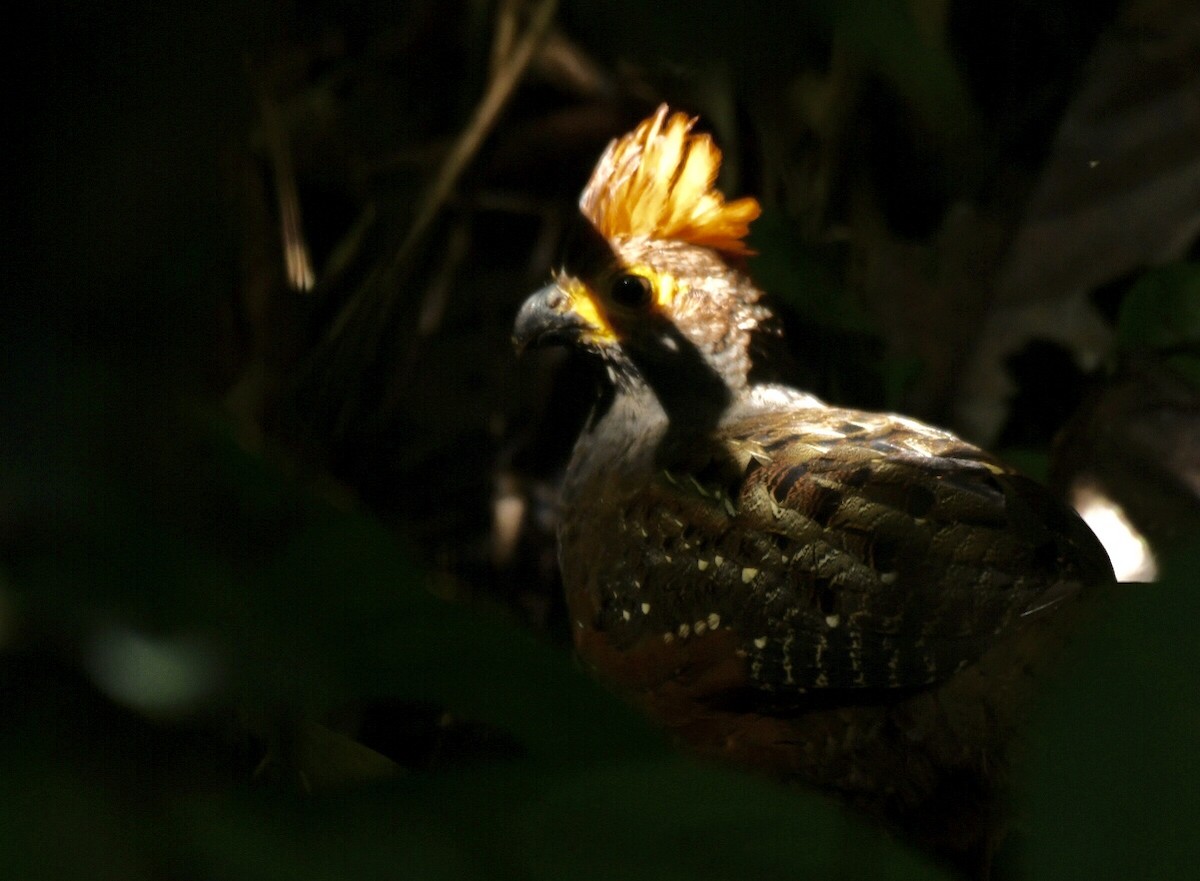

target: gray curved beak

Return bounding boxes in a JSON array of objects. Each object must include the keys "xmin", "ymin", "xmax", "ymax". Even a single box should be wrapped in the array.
[{"xmin": 512, "ymin": 283, "xmax": 583, "ymax": 354}]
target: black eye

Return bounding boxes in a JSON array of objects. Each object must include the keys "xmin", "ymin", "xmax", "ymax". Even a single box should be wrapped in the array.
[{"xmin": 609, "ymin": 273, "xmax": 653, "ymax": 308}]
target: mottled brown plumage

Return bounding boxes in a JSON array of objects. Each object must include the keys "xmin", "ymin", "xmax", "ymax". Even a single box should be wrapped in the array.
[{"xmin": 513, "ymin": 107, "xmax": 1113, "ymax": 873}]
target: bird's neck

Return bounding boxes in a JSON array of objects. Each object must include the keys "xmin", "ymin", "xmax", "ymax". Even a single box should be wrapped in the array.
[{"xmin": 582, "ymin": 366, "xmax": 739, "ymax": 477}]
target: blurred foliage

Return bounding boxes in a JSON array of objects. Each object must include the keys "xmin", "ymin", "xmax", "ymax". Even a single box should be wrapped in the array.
[
  {"xmin": 1116, "ymin": 262, "xmax": 1200, "ymax": 388},
  {"xmin": 6, "ymin": 0, "xmax": 1199, "ymax": 879},
  {"xmin": 1018, "ymin": 546, "xmax": 1200, "ymax": 878}
]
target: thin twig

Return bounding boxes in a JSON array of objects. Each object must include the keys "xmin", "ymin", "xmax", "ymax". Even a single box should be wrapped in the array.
[
  {"xmin": 259, "ymin": 92, "xmax": 316, "ymax": 292},
  {"xmin": 417, "ymin": 217, "xmax": 473, "ymax": 338},
  {"xmin": 490, "ymin": 0, "xmax": 519, "ymax": 80},
  {"xmin": 324, "ymin": 0, "xmax": 558, "ymax": 349}
]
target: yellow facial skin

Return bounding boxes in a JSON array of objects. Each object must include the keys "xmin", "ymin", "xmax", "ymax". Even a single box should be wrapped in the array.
[
  {"xmin": 558, "ymin": 276, "xmax": 615, "ymax": 344},
  {"xmin": 561, "ymin": 265, "xmax": 679, "ymax": 346}
]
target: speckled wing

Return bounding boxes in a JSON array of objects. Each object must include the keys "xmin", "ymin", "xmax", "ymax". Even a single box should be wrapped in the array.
[
  {"xmin": 561, "ymin": 404, "xmax": 1113, "ymax": 711},
  {"xmin": 705, "ymin": 406, "xmax": 1113, "ymax": 699}
]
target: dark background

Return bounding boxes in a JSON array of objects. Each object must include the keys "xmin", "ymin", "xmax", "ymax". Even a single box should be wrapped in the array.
[{"xmin": 5, "ymin": 1, "xmax": 1199, "ymax": 878}]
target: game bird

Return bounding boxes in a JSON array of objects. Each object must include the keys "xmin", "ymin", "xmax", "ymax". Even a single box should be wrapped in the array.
[{"xmin": 513, "ymin": 105, "xmax": 1114, "ymax": 874}]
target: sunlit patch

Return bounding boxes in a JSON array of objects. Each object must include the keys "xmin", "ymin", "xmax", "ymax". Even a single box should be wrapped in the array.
[
  {"xmin": 86, "ymin": 626, "xmax": 221, "ymax": 716},
  {"xmin": 561, "ymin": 277, "xmax": 615, "ymax": 344},
  {"xmin": 639, "ymin": 268, "xmax": 678, "ymax": 310},
  {"xmin": 1070, "ymin": 481, "xmax": 1158, "ymax": 582},
  {"xmin": 491, "ymin": 472, "xmax": 525, "ymax": 567}
]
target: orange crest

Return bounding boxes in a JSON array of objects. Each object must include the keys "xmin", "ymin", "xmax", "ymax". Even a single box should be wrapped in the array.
[{"xmin": 579, "ymin": 105, "xmax": 761, "ymax": 256}]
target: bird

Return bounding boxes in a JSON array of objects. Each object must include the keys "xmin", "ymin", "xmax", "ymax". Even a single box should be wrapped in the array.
[{"xmin": 513, "ymin": 105, "xmax": 1114, "ymax": 874}]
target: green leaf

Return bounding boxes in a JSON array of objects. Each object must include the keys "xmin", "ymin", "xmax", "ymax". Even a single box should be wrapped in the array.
[
  {"xmin": 1116, "ymin": 262, "xmax": 1200, "ymax": 354},
  {"xmin": 1018, "ymin": 546, "xmax": 1200, "ymax": 878},
  {"xmin": 880, "ymin": 354, "xmax": 926, "ymax": 411},
  {"xmin": 824, "ymin": 0, "xmax": 979, "ymax": 142},
  {"xmin": 3, "ymin": 386, "xmax": 658, "ymax": 762},
  {"xmin": 750, "ymin": 212, "xmax": 874, "ymax": 334},
  {"xmin": 997, "ymin": 448, "xmax": 1050, "ymax": 484},
  {"xmin": 186, "ymin": 759, "xmax": 949, "ymax": 881}
]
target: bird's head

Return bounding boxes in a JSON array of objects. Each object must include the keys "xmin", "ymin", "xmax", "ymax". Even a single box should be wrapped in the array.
[{"xmin": 514, "ymin": 106, "xmax": 774, "ymax": 399}]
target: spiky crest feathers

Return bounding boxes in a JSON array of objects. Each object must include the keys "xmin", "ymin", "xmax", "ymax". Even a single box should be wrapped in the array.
[{"xmin": 579, "ymin": 105, "xmax": 761, "ymax": 256}]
